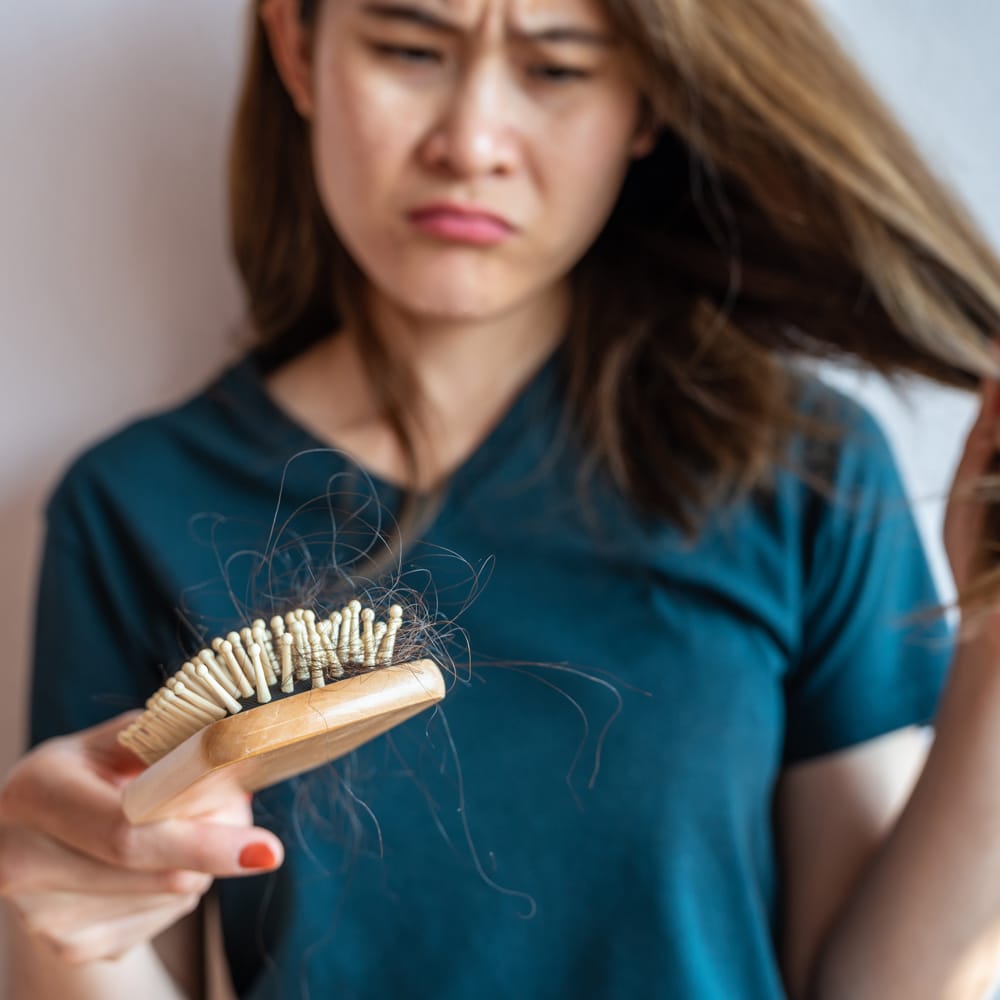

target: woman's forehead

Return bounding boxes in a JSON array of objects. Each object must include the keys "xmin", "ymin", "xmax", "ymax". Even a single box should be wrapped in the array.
[{"xmin": 346, "ymin": 0, "xmax": 615, "ymax": 36}]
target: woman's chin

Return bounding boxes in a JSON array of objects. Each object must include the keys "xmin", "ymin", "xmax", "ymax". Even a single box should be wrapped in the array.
[
  {"xmin": 378, "ymin": 284, "xmax": 523, "ymax": 326},
  {"xmin": 361, "ymin": 250, "xmax": 543, "ymax": 326}
]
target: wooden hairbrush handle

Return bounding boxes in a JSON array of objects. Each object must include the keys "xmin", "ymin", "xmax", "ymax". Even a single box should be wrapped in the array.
[{"xmin": 122, "ymin": 658, "xmax": 445, "ymax": 823}]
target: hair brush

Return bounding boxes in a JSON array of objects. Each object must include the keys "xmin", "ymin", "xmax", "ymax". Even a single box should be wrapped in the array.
[{"xmin": 119, "ymin": 601, "xmax": 445, "ymax": 823}]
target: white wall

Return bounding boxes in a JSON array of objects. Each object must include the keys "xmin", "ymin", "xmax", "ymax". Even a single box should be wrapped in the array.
[
  {"xmin": 0, "ymin": 0, "xmax": 996, "ymax": 990},
  {"xmin": 1, "ymin": 2, "xmax": 246, "ymax": 741},
  {"xmin": 0, "ymin": 0, "xmax": 247, "ymax": 974}
]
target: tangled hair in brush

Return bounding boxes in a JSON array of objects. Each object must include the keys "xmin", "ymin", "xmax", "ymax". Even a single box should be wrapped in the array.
[{"xmin": 167, "ymin": 448, "xmax": 490, "ymax": 725}]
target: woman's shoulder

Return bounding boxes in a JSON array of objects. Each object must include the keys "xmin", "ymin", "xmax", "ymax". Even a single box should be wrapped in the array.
[
  {"xmin": 792, "ymin": 369, "xmax": 889, "ymax": 439},
  {"xmin": 784, "ymin": 369, "xmax": 903, "ymax": 495},
  {"xmin": 741, "ymin": 370, "xmax": 918, "ymax": 567},
  {"xmin": 45, "ymin": 355, "xmax": 266, "ymax": 539}
]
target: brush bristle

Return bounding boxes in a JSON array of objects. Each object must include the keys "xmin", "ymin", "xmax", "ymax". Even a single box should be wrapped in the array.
[{"xmin": 119, "ymin": 603, "xmax": 404, "ymax": 764}]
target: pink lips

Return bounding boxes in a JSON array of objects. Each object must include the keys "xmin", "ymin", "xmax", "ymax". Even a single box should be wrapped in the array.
[{"xmin": 408, "ymin": 203, "xmax": 514, "ymax": 246}]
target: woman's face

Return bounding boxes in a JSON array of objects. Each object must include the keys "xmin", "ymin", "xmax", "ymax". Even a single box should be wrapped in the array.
[{"xmin": 289, "ymin": 0, "xmax": 651, "ymax": 321}]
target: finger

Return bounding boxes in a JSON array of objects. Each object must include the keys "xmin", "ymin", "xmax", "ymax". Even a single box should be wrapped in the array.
[
  {"xmin": 25, "ymin": 782, "xmax": 281, "ymax": 877},
  {"xmin": 79, "ymin": 711, "xmax": 152, "ymax": 784},
  {"xmin": 947, "ymin": 384, "xmax": 1000, "ymax": 534},
  {"xmin": 29, "ymin": 893, "xmax": 202, "ymax": 965},
  {"xmin": 0, "ymin": 825, "xmax": 212, "ymax": 897},
  {"xmin": 948, "ymin": 381, "xmax": 1000, "ymax": 513},
  {"xmin": 76, "ymin": 711, "xmax": 145, "ymax": 751},
  {"xmin": 976, "ymin": 376, "xmax": 999, "ymax": 422},
  {"xmin": 944, "ymin": 381, "xmax": 1000, "ymax": 584},
  {"xmin": 16, "ymin": 888, "xmax": 203, "ymax": 937},
  {"xmin": 91, "ymin": 817, "xmax": 284, "ymax": 878},
  {"xmin": 955, "ymin": 380, "xmax": 1000, "ymax": 486}
]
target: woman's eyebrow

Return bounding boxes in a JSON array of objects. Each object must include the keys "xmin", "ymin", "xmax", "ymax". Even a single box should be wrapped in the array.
[
  {"xmin": 361, "ymin": 3, "xmax": 462, "ymax": 34},
  {"xmin": 359, "ymin": 2, "xmax": 615, "ymax": 46},
  {"xmin": 510, "ymin": 25, "xmax": 615, "ymax": 46}
]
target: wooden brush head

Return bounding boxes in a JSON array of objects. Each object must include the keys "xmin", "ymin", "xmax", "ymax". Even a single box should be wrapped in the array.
[
  {"xmin": 122, "ymin": 657, "xmax": 445, "ymax": 823},
  {"xmin": 119, "ymin": 602, "xmax": 445, "ymax": 822}
]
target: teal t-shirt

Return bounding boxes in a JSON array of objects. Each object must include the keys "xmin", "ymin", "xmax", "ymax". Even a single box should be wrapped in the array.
[{"xmin": 31, "ymin": 351, "xmax": 951, "ymax": 998}]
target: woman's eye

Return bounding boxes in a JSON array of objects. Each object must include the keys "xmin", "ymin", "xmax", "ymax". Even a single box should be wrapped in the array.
[
  {"xmin": 370, "ymin": 43, "xmax": 443, "ymax": 65},
  {"xmin": 529, "ymin": 65, "xmax": 591, "ymax": 82}
]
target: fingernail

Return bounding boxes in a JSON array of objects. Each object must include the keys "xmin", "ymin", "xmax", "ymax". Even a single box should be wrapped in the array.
[{"xmin": 239, "ymin": 842, "xmax": 276, "ymax": 870}]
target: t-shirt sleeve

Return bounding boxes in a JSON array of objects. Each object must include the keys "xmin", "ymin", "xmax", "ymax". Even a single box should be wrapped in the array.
[
  {"xmin": 782, "ymin": 398, "xmax": 953, "ymax": 765},
  {"xmin": 29, "ymin": 488, "xmax": 163, "ymax": 748}
]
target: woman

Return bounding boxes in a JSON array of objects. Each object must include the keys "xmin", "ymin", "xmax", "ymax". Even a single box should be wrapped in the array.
[{"xmin": 6, "ymin": 0, "xmax": 1000, "ymax": 996}]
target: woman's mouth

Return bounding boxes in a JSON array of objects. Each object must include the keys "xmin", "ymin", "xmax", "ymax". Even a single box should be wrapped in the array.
[{"xmin": 408, "ymin": 203, "xmax": 515, "ymax": 246}]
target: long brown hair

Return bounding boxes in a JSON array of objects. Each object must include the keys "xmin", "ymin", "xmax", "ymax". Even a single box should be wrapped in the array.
[{"xmin": 228, "ymin": 0, "xmax": 1000, "ymax": 588}]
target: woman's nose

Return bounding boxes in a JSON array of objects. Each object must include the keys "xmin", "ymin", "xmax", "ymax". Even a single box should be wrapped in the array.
[{"xmin": 418, "ymin": 60, "xmax": 519, "ymax": 179}]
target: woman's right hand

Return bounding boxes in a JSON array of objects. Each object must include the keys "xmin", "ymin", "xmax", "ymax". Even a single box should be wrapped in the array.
[{"xmin": 0, "ymin": 713, "xmax": 284, "ymax": 964}]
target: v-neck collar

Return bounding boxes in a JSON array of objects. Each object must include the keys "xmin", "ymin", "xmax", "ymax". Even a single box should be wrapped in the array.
[{"xmin": 219, "ymin": 345, "xmax": 566, "ymax": 506}]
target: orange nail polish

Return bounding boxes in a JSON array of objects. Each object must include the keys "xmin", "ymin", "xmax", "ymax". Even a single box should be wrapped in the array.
[{"xmin": 239, "ymin": 843, "xmax": 276, "ymax": 870}]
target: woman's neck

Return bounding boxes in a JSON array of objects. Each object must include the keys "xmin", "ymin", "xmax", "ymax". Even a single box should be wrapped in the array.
[
  {"xmin": 266, "ymin": 282, "xmax": 570, "ymax": 488},
  {"xmin": 364, "ymin": 281, "xmax": 569, "ymax": 435}
]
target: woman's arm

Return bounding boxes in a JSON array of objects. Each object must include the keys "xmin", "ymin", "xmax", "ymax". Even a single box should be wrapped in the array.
[
  {"xmin": 797, "ymin": 382, "xmax": 1000, "ymax": 999},
  {"xmin": 774, "ymin": 725, "xmax": 931, "ymax": 999},
  {"xmin": 803, "ymin": 634, "xmax": 1000, "ymax": 999}
]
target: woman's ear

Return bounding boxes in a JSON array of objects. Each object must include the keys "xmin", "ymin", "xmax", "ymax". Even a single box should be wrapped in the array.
[{"xmin": 260, "ymin": 0, "xmax": 317, "ymax": 119}]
